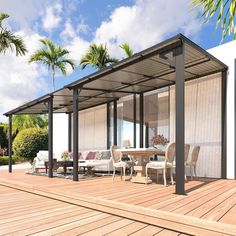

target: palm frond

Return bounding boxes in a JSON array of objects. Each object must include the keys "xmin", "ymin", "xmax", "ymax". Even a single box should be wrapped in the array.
[
  {"xmin": 120, "ymin": 43, "xmax": 134, "ymax": 57},
  {"xmin": 29, "ymin": 38, "xmax": 75, "ymax": 90},
  {"xmin": 191, "ymin": 0, "xmax": 236, "ymax": 41}
]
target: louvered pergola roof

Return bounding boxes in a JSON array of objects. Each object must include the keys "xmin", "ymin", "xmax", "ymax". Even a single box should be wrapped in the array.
[{"xmin": 4, "ymin": 34, "xmax": 227, "ymax": 116}]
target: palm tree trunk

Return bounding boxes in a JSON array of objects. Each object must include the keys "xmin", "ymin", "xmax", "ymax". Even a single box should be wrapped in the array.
[{"xmin": 52, "ymin": 65, "xmax": 55, "ymax": 91}]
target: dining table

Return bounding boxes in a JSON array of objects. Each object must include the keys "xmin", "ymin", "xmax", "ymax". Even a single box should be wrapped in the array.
[{"xmin": 120, "ymin": 148, "xmax": 165, "ymax": 184}]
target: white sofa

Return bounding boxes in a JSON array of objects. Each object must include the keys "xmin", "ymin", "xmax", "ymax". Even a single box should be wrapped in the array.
[
  {"xmin": 78, "ymin": 150, "xmax": 113, "ymax": 173},
  {"xmin": 33, "ymin": 149, "xmax": 113, "ymax": 173}
]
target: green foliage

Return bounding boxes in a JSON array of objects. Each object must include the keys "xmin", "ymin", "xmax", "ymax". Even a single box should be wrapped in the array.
[
  {"xmin": 0, "ymin": 156, "xmax": 15, "ymax": 165},
  {"xmin": 80, "ymin": 43, "xmax": 118, "ymax": 70},
  {"xmin": 12, "ymin": 114, "xmax": 48, "ymax": 133},
  {"xmin": 120, "ymin": 43, "xmax": 134, "ymax": 57},
  {"xmin": 13, "ymin": 128, "xmax": 48, "ymax": 162},
  {"xmin": 0, "ymin": 123, "xmax": 8, "ymax": 148},
  {"xmin": 191, "ymin": 0, "xmax": 236, "ymax": 41},
  {"xmin": 29, "ymin": 38, "xmax": 75, "ymax": 91},
  {"xmin": 0, "ymin": 13, "xmax": 27, "ymax": 55}
]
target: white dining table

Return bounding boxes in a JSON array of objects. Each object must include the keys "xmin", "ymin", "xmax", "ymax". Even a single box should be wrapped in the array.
[{"xmin": 120, "ymin": 148, "xmax": 165, "ymax": 184}]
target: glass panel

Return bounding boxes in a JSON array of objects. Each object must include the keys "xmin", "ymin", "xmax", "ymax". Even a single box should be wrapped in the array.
[{"xmin": 144, "ymin": 88, "xmax": 170, "ymax": 147}]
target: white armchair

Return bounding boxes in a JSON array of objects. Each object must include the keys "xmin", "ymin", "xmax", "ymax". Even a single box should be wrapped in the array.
[{"xmin": 32, "ymin": 151, "xmax": 49, "ymax": 172}]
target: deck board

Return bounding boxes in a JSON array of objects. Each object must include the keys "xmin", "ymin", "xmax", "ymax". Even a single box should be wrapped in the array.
[{"xmin": 1, "ymin": 170, "xmax": 236, "ymax": 235}]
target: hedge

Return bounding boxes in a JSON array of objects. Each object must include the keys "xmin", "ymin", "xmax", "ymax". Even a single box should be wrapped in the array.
[
  {"xmin": 13, "ymin": 128, "xmax": 48, "ymax": 162},
  {"xmin": 0, "ymin": 156, "xmax": 15, "ymax": 165}
]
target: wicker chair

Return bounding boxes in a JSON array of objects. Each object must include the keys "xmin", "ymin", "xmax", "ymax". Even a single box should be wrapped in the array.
[
  {"xmin": 110, "ymin": 145, "xmax": 136, "ymax": 181},
  {"xmin": 146, "ymin": 142, "xmax": 176, "ymax": 186}
]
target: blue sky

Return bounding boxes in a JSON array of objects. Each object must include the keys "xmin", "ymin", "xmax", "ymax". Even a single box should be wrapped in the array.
[{"xmin": 0, "ymin": 0, "xmax": 233, "ymax": 121}]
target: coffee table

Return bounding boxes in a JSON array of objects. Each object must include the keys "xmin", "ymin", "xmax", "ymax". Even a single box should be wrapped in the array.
[
  {"xmin": 79, "ymin": 162, "xmax": 101, "ymax": 176},
  {"xmin": 45, "ymin": 160, "xmax": 73, "ymax": 175}
]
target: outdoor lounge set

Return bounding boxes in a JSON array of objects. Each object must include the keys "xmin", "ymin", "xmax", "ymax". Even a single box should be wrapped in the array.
[{"xmin": 32, "ymin": 142, "xmax": 200, "ymax": 186}]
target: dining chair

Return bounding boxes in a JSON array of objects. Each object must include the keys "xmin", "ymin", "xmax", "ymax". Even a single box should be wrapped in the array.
[
  {"xmin": 110, "ymin": 145, "xmax": 136, "ymax": 181},
  {"xmin": 184, "ymin": 144, "xmax": 190, "ymax": 181},
  {"xmin": 186, "ymin": 146, "xmax": 200, "ymax": 180},
  {"xmin": 146, "ymin": 142, "xmax": 176, "ymax": 186}
]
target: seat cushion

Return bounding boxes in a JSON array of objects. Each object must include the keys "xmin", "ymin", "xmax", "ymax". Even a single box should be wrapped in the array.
[{"xmin": 114, "ymin": 161, "xmax": 135, "ymax": 168}]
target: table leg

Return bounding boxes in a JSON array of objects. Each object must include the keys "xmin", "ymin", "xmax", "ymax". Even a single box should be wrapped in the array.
[{"xmin": 131, "ymin": 165, "xmax": 152, "ymax": 184}]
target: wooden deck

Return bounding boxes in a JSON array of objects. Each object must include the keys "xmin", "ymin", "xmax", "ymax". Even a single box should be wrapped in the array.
[{"xmin": 1, "ymin": 169, "xmax": 236, "ymax": 235}]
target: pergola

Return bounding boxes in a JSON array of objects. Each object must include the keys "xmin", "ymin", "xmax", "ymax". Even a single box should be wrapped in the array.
[{"xmin": 4, "ymin": 34, "xmax": 228, "ymax": 195}]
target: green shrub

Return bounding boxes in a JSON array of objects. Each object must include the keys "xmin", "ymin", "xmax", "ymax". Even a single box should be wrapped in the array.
[
  {"xmin": 0, "ymin": 124, "xmax": 8, "ymax": 148},
  {"xmin": 0, "ymin": 156, "xmax": 15, "ymax": 165},
  {"xmin": 13, "ymin": 128, "xmax": 48, "ymax": 162}
]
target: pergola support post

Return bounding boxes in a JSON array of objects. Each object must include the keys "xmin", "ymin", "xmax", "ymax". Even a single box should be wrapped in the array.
[
  {"xmin": 68, "ymin": 113, "xmax": 72, "ymax": 152},
  {"xmin": 107, "ymin": 103, "xmax": 110, "ymax": 149},
  {"xmin": 140, "ymin": 93, "xmax": 144, "ymax": 148},
  {"xmin": 73, "ymin": 88, "xmax": 80, "ymax": 181},
  {"xmin": 133, "ymin": 94, "xmax": 137, "ymax": 148},
  {"xmin": 113, "ymin": 100, "xmax": 117, "ymax": 145},
  {"xmin": 48, "ymin": 96, "xmax": 53, "ymax": 178},
  {"xmin": 222, "ymin": 70, "xmax": 227, "ymax": 179},
  {"xmin": 175, "ymin": 44, "xmax": 185, "ymax": 195},
  {"xmin": 8, "ymin": 115, "xmax": 12, "ymax": 173}
]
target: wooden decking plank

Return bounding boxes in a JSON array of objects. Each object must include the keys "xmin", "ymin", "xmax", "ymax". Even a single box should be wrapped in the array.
[
  {"xmin": 78, "ymin": 218, "xmax": 136, "ymax": 236},
  {"xmin": 172, "ymin": 181, "xmax": 236, "ymax": 214},
  {"xmin": 0, "ymin": 207, "xmax": 93, "ymax": 234},
  {"xmin": 154, "ymin": 179, "xmax": 231, "ymax": 211},
  {"xmin": 155, "ymin": 229, "xmax": 182, "ymax": 235},
  {"xmin": 11, "ymin": 211, "xmax": 104, "ymax": 236},
  {"xmin": 45, "ymin": 215, "xmax": 121, "ymax": 236},
  {"xmin": 129, "ymin": 225, "xmax": 163, "ymax": 236},
  {"xmin": 219, "ymin": 203, "xmax": 236, "ymax": 225},
  {"xmin": 202, "ymin": 192, "xmax": 236, "ymax": 221},
  {"xmin": 102, "ymin": 221, "xmax": 147, "ymax": 236},
  {"xmin": 186, "ymin": 185, "xmax": 236, "ymax": 218},
  {"xmin": 0, "ymin": 180, "xmax": 235, "ymax": 236}
]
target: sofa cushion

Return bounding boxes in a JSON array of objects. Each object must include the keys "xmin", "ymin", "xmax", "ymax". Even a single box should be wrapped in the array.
[
  {"xmin": 100, "ymin": 151, "xmax": 111, "ymax": 160},
  {"xmin": 86, "ymin": 151, "xmax": 96, "ymax": 160}
]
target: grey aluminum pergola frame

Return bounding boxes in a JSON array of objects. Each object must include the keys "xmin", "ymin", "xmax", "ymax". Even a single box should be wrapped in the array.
[{"xmin": 4, "ymin": 34, "xmax": 228, "ymax": 195}]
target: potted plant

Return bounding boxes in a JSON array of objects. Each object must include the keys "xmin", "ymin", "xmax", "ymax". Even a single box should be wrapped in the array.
[
  {"xmin": 150, "ymin": 134, "xmax": 169, "ymax": 150},
  {"xmin": 61, "ymin": 151, "xmax": 70, "ymax": 161}
]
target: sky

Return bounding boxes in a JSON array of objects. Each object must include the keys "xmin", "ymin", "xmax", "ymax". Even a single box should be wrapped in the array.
[{"xmin": 0, "ymin": 0, "xmax": 233, "ymax": 122}]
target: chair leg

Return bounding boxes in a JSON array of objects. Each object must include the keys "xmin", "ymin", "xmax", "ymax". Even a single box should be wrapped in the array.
[
  {"xmin": 194, "ymin": 165, "xmax": 197, "ymax": 178},
  {"xmin": 112, "ymin": 168, "xmax": 116, "ymax": 181},
  {"xmin": 170, "ymin": 167, "xmax": 174, "ymax": 185},
  {"xmin": 130, "ymin": 167, "xmax": 133, "ymax": 179},
  {"xmin": 123, "ymin": 166, "xmax": 126, "ymax": 180},
  {"xmin": 120, "ymin": 168, "xmax": 123, "ymax": 180},
  {"xmin": 156, "ymin": 170, "xmax": 159, "ymax": 184},
  {"xmin": 190, "ymin": 165, "xmax": 193, "ymax": 180},
  {"xmin": 163, "ymin": 168, "xmax": 167, "ymax": 186}
]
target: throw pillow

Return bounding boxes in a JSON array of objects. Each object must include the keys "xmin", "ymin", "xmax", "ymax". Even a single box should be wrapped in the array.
[
  {"xmin": 86, "ymin": 151, "xmax": 96, "ymax": 160},
  {"xmin": 100, "ymin": 151, "xmax": 111, "ymax": 160}
]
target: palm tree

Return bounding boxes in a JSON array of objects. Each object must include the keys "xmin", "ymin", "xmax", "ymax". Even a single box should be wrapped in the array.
[
  {"xmin": 29, "ymin": 38, "xmax": 75, "ymax": 91},
  {"xmin": 120, "ymin": 43, "xmax": 134, "ymax": 57},
  {"xmin": 12, "ymin": 114, "xmax": 48, "ymax": 134},
  {"xmin": 191, "ymin": 0, "xmax": 236, "ymax": 41},
  {"xmin": 80, "ymin": 43, "xmax": 118, "ymax": 70},
  {"xmin": 0, "ymin": 13, "xmax": 27, "ymax": 56}
]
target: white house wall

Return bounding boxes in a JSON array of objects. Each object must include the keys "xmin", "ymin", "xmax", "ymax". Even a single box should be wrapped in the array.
[{"xmin": 208, "ymin": 42, "xmax": 236, "ymax": 179}]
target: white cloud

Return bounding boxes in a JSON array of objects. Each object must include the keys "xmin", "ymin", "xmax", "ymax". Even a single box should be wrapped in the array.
[
  {"xmin": 0, "ymin": 0, "xmax": 51, "ymax": 29},
  {"xmin": 60, "ymin": 20, "xmax": 76, "ymax": 42},
  {"xmin": 42, "ymin": 3, "xmax": 62, "ymax": 31},
  {"xmin": 94, "ymin": 0, "xmax": 201, "ymax": 58},
  {"xmin": 0, "ymin": 32, "xmax": 49, "ymax": 122}
]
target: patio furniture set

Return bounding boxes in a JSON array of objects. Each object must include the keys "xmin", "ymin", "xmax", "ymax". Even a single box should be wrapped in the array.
[
  {"xmin": 32, "ymin": 143, "xmax": 200, "ymax": 185},
  {"xmin": 111, "ymin": 143, "xmax": 200, "ymax": 185}
]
